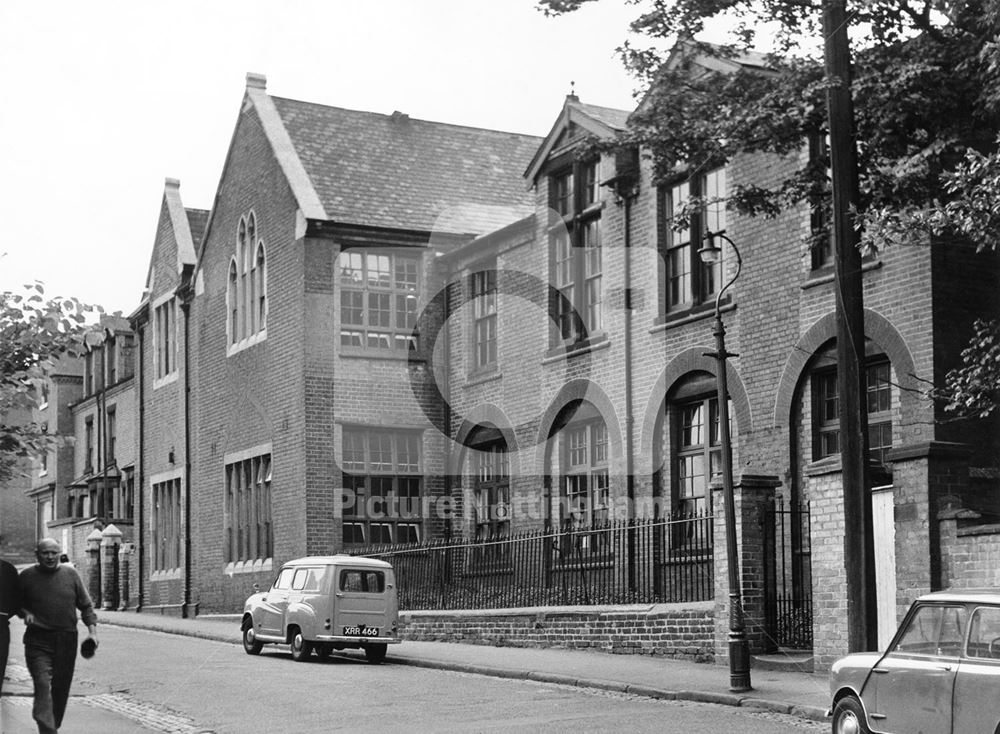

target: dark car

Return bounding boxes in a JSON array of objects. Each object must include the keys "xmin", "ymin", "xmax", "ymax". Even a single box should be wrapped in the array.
[{"xmin": 829, "ymin": 589, "xmax": 1000, "ymax": 734}]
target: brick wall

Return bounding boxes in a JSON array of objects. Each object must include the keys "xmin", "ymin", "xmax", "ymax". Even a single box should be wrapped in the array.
[
  {"xmin": 939, "ymin": 509, "xmax": 1000, "ymax": 589},
  {"xmin": 400, "ymin": 602, "xmax": 714, "ymax": 661},
  {"xmin": 188, "ymin": 93, "xmax": 306, "ymax": 612}
]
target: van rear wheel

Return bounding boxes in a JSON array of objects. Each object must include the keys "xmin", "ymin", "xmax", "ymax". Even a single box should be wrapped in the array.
[
  {"xmin": 364, "ymin": 643, "xmax": 387, "ymax": 664},
  {"xmin": 290, "ymin": 629, "xmax": 313, "ymax": 662}
]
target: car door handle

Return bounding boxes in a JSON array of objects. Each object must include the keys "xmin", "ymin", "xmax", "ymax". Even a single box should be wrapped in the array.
[
  {"xmin": 872, "ymin": 667, "xmax": 889, "ymax": 674},
  {"xmin": 934, "ymin": 665, "xmax": 953, "ymax": 671},
  {"xmin": 336, "ymin": 593, "xmax": 344, "ymax": 597},
  {"xmin": 261, "ymin": 596, "xmax": 267, "ymax": 602}
]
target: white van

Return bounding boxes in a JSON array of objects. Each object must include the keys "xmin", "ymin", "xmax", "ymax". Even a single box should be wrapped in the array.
[{"xmin": 241, "ymin": 555, "xmax": 400, "ymax": 663}]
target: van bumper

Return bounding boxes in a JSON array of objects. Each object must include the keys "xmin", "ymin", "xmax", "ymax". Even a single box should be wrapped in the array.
[{"xmin": 314, "ymin": 634, "xmax": 402, "ymax": 645}]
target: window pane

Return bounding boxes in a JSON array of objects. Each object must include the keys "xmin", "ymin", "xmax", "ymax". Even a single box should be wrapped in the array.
[
  {"xmin": 367, "ymin": 254, "xmax": 391, "ymax": 288},
  {"xmin": 681, "ymin": 404, "xmax": 704, "ymax": 447},
  {"xmin": 394, "ymin": 258, "xmax": 418, "ymax": 290},
  {"xmin": 340, "ymin": 252, "xmax": 364, "ymax": 283},
  {"xmin": 369, "ymin": 292, "xmax": 391, "ymax": 327},
  {"xmin": 370, "ymin": 434, "xmax": 393, "ymax": 470},
  {"xmin": 568, "ymin": 427, "xmax": 588, "ymax": 467},
  {"xmin": 668, "ymin": 245, "xmax": 692, "ymax": 306},
  {"xmin": 341, "ymin": 290, "xmax": 364, "ymax": 325}
]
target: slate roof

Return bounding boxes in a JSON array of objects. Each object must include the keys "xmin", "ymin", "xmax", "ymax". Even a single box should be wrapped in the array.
[
  {"xmin": 271, "ymin": 97, "xmax": 542, "ymax": 235},
  {"xmin": 574, "ymin": 101, "xmax": 631, "ymax": 132},
  {"xmin": 185, "ymin": 209, "xmax": 209, "ymax": 251}
]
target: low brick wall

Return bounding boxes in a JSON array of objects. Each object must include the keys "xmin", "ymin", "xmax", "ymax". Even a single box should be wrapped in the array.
[
  {"xmin": 939, "ymin": 514, "xmax": 1000, "ymax": 589},
  {"xmin": 399, "ymin": 602, "xmax": 715, "ymax": 661}
]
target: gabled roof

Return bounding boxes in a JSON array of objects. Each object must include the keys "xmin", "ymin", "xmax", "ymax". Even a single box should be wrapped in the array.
[
  {"xmin": 524, "ymin": 95, "xmax": 632, "ymax": 185},
  {"xmin": 141, "ymin": 179, "xmax": 199, "ymax": 301},
  {"xmin": 240, "ymin": 76, "xmax": 542, "ymax": 236},
  {"xmin": 663, "ymin": 40, "xmax": 772, "ymax": 75},
  {"xmin": 163, "ymin": 179, "xmax": 197, "ymax": 272},
  {"xmin": 272, "ymin": 97, "xmax": 540, "ymax": 234}
]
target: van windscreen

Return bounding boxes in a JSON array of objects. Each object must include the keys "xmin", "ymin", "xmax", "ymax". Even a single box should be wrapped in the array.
[{"xmin": 339, "ymin": 569, "xmax": 385, "ymax": 593}]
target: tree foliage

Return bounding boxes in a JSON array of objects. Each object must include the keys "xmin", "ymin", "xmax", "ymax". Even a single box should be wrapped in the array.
[
  {"xmin": 541, "ymin": 0, "xmax": 1000, "ymax": 418},
  {"xmin": 0, "ymin": 284, "xmax": 100, "ymax": 482}
]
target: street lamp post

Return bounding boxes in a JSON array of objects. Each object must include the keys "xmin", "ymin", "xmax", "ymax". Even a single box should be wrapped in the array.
[{"xmin": 699, "ymin": 230, "xmax": 752, "ymax": 692}]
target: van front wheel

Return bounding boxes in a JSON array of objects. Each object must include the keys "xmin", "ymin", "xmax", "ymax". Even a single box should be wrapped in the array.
[
  {"xmin": 364, "ymin": 643, "xmax": 387, "ymax": 664},
  {"xmin": 242, "ymin": 622, "xmax": 262, "ymax": 655},
  {"xmin": 290, "ymin": 629, "xmax": 313, "ymax": 662}
]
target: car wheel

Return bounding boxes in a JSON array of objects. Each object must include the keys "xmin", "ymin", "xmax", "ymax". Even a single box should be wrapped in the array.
[
  {"xmin": 832, "ymin": 696, "xmax": 870, "ymax": 734},
  {"xmin": 364, "ymin": 643, "xmax": 387, "ymax": 664},
  {"xmin": 289, "ymin": 628, "xmax": 313, "ymax": 662},
  {"xmin": 242, "ymin": 621, "xmax": 263, "ymax": 655}
]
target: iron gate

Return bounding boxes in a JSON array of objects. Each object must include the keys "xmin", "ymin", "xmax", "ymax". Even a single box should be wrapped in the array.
[{"xmin": 762, "ymin": 498, "xmax": 813, "ymax": 650}]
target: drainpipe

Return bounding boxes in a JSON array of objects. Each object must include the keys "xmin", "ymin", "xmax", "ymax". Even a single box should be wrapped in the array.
[
  {"xmin": 621, "ymin": 187, "xmax": 637, "ymax": 593},
  {"xmin": 180, "ymin": 292, "xmax": 194, "ymax": 618},
  {"xmin": 605, "ymin": 150, "xmax": 640, "ymax": 591},
  {"xmin": 136, "ymin": 321, "xmax": 146, "ymax": 610}
]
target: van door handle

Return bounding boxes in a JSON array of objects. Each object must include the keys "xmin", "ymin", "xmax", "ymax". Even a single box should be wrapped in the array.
[{"xmin": 336, "ymin": 593, "xmax": 344, "ymax": 597}]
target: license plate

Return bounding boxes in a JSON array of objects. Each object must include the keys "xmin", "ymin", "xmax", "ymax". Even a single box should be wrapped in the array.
[{"xmin": 343, "ymin": 625, "xmax": 379, "ymax": 637}]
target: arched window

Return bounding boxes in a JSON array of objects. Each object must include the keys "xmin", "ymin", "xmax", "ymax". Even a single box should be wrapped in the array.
[
  {"xmin": 556, "ymin": 402, "xmax": 611, "ymax": 527},
  {"xmin": 229, "ymin": 211, "xmax": 267, "ymax": 349},
  {"xmin": 228, "ymin": 260, "xmax": 238, "ymax": 345},
  {"xmin": 255, "ymin": 241, "xmax": 267, "ymax": 331},
  {"xmin": 666, "ymin": 372, "xmax": 733, "ymax": 516}
]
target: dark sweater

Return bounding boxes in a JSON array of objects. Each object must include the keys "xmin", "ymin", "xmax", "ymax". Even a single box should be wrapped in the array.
[
  {"xmin": 19, "ymin": 565, "xmax": 97, "ymax": 631},
  {"xmin": 0, "ymin": 560, "xmax": 19, "ymax": 617}
]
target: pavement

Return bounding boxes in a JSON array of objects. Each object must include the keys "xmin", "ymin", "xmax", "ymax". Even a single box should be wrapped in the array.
[{"xmin": 2, "ymin": 610, "xmax": 831, "ymax": 732}]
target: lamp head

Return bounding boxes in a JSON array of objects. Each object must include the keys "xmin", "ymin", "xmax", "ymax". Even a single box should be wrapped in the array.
[{"xmin": 698, "ymin": 232, "xmax": 723, "ymax": 264}]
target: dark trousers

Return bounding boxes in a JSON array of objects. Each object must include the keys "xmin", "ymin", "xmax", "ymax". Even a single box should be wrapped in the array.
[
  {"xmin": 24, "ymin": 628, "xmax": 77, "ymax": 734},
  {"xmin": 0, "ymin": 619, "xmax": 9, "ymax": 696}
]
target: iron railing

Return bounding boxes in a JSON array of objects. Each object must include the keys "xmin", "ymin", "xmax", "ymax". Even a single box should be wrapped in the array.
[
  {"xmin": 762, "ymin": 498, "xmax": 813, "ymax": 649},
  {"xmin": 351, "ymin": 513, "xmax": 714, "ymax": 610}
]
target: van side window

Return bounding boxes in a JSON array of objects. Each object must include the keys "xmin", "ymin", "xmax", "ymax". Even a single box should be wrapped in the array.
[
  {"xmin": 272, "ymin": 568, "xmax": 295, "ymax": 590},
  {"xmin": 291, "ymin": 568, "xmax": 322, "ymax": 591},
  {"xmin": 340, "ymin": 569, "xmax": 385, "ymax": 593}
]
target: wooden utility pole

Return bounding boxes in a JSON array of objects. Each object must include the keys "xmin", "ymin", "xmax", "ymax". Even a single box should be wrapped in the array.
[{"xmin": 822, "ymin": 0, "xmax": 878, "ymax": 651}]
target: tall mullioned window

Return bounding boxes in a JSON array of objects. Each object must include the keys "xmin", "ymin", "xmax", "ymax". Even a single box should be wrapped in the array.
[
  {"xmin": 341, "ymin": 428, "xmax": 423, "ymax": 545},
  {"xmin": 339, "ymin": 251, "xmax": 420, "ymax": 351},
  {"xmin": 152, "ymin": 477, "xmax": 182, "ymax": 571},
  {"xmin": 228, "ymin": 211, "xmax": 267, "ymax": 348},
  {"xmin": 224, "ymin": 453, "xmax": 273, "ymax": 564},
  {"xmin": 154, "ymin": 297, "xmax": 176, "ymax": 380},
  {"xmin": 471, "ymin": 268, "xmax": 497, "ymax": 369},
  {"xmin": 549, "ymin": 158, "xmax": 603, "ymax": 346},
  {"xmin": 663, "ymin": 167, "xmax": 727, "ymax": 313},
  {"xmin": 813, "ymin": 359, "xmax": 893, "ymax": 465},
  {"xmin": 674, "ymin": 396, "xmax": 722, "ymax": 515}
]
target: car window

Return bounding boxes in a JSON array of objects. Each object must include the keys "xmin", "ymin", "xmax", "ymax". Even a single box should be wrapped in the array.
[
  {"xmin": 272, "ymin": 568, "xmax": 295, "ymax": 591},
  {"xmin": 893, "ymin": 604, "xmax": 967, "ymax": 657},
  {"xmin": 339, "ymin": 569, "xmax": 385, "ymax": 593},
  {"xmin": 291, "ymin": 567, "xmax": 322, "ymax": 592},
  {"xmin": 966, "ymin": 606, "xmax": 1000, "ymax": 660}
]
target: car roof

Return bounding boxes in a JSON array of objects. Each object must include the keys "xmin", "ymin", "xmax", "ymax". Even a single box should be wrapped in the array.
[
  {"xmin": 281, "ymin": 554, "xmax": 393, "ymax": 570},
  {"xmin": 917, "ymin": 588, "xmax": 1000, "ymax": 605}
]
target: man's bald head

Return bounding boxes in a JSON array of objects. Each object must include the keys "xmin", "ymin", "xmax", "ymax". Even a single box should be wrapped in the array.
[
  {"xmin": 35, "ymin": 538, "xmax": 61, "ymax": 572},
  {"xmin": 37, "ymin": 538, "xmax": 60, "ymax": 554}
]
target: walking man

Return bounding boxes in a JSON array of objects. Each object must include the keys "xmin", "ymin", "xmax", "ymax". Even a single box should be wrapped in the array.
[
  {"xmin": 19, "ymin": 538, "xmax": 98, "ymax": 734},
  {"xmin": 0, "ymin": 554, "xmax": 21, "ymax": 696}
]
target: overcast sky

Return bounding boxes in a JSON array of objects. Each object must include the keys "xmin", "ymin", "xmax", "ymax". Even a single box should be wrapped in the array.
[{"xmin": 0, "ymin": 1, "xmax": 659, "ymax": 315}]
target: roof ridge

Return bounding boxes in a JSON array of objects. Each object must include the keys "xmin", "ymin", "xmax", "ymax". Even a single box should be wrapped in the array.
[{"xmin": 270, "ymin": 95, "xmax": 543, "ymax": 140}]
